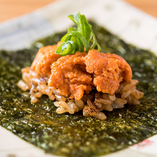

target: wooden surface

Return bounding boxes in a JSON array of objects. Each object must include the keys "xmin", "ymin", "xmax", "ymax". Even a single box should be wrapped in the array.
[{"xmin": 0, "ymin": 0, "xmax": 157, "ymax": 23}]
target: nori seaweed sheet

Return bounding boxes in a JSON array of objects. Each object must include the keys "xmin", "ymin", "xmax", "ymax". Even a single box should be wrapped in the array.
[{"xmin": 0, "ymin": 22, "xmax": 157, "ymax": 157}]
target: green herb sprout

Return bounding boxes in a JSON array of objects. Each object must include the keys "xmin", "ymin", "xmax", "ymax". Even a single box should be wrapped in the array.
[{"xmin": 55, "ymin": 12, "xmax": 101, "ymax": 56}]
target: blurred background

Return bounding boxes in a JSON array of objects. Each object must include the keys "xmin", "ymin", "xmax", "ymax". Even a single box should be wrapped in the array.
[{"xmin": 0, "ymin": 0, "xmax": 157, "ymax": 23}]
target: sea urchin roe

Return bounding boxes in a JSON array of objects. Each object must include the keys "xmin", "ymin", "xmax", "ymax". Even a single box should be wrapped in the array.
[
  {"xmin": 85, "ymin": 49, "xmax": 132, "ymax": 94},
  {"xmin": 48, "ymin": 48, "xmax": 133, "ymax": 99},
  {"xmin": 31, "ymin": 45, "xmax": 61, "ymax": 77},
  {"xmin": 48, "ymin": 51, "xmax": 93, "ymax": 100}
]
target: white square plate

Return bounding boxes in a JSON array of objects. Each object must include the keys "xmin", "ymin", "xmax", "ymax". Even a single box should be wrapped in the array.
[{"xmin": 0, "ymin": 0, "xmax": 157, "ymax": 156}]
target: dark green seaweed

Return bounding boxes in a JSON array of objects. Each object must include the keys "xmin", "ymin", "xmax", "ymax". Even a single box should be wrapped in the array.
[{"xmin": 0, "ymin": 22, "xmax": 157, "ymax": 157}]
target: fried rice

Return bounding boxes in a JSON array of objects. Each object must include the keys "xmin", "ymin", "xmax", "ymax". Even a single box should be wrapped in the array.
[{"xmin": 18, "ymin": 67, "xmax": 144, "ymax": 120}]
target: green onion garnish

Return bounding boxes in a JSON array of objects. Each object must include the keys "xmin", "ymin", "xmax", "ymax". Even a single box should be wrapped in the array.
[{"xmin": 56, "ymin": 12, "xmax": 101, "ymax": 56}]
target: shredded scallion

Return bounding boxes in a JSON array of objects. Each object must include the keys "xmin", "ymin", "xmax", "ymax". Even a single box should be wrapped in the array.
[{"xmin": 56, "ymin": 12, "xmax": 101, "ymax": 56}]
